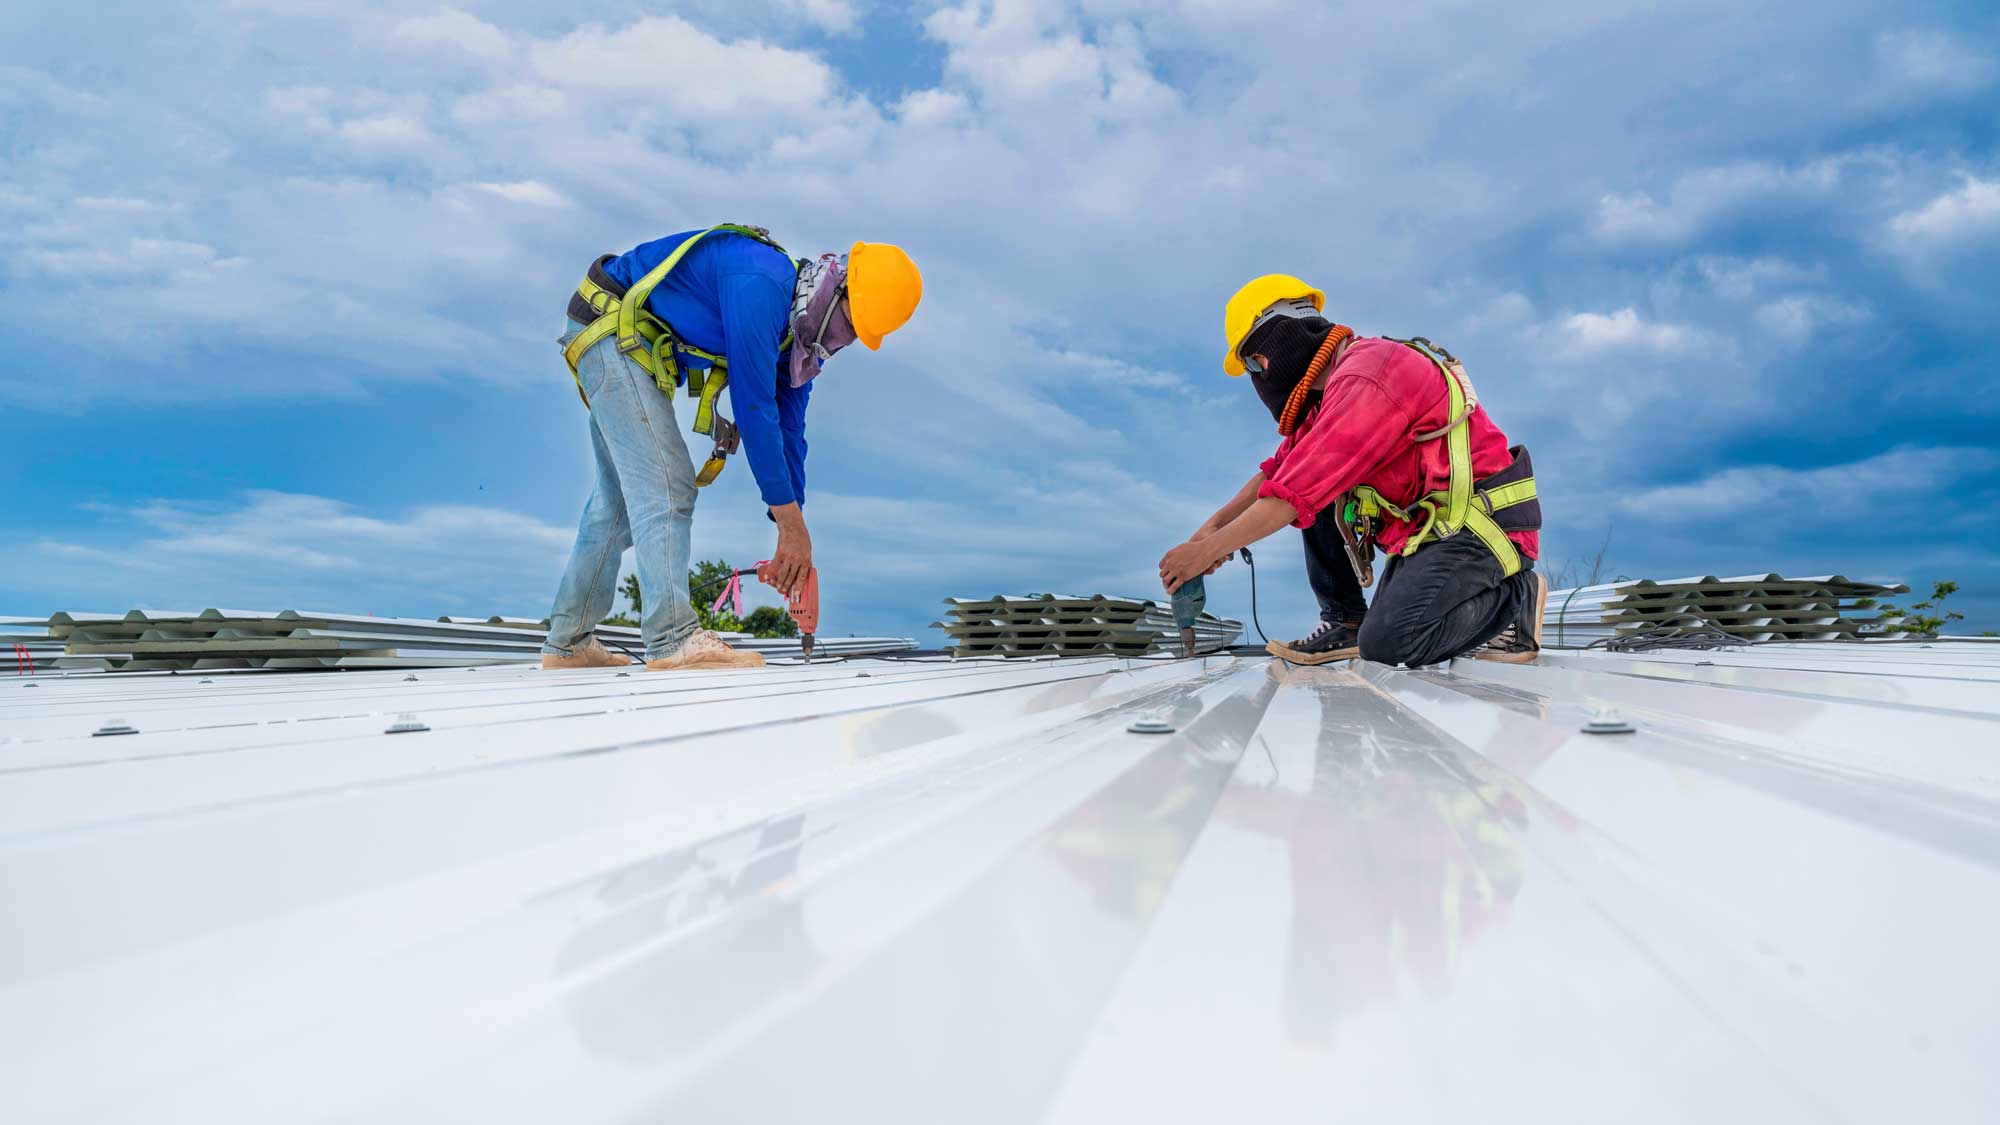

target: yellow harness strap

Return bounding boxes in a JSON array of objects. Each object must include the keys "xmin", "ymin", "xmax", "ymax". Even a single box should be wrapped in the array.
[
  {"xmin": 561, "ymin": 224, "xmax": 792, "ymax": 487},
  {"xmin": 1352, "ymin": 339, "xmax": 1537, "ymax": 577}
]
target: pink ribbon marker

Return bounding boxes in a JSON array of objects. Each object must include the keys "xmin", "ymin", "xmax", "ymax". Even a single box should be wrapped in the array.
[{"xmin": 710, "ymin": 571, "xmax": 745, "ymax": 617}]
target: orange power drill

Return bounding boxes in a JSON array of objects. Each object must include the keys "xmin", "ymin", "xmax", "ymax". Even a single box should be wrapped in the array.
[{"xmin": 747, "ymin": 562, "xmax": 821, "ymax": 659}]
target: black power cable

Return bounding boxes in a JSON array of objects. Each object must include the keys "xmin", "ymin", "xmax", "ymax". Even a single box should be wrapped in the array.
[{"xmin": 1239, "ymin": 546, "xmax": 1270, "ymax": 646}]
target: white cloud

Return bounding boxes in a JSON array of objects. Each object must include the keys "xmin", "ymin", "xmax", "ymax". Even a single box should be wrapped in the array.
[
  {"xmin": 1875, "ymin": 28, "xmax": 1995, "ymax": 93},
  {"xmin": 1591, "ymin": 159, "xmax": 1849, "ymax": 244},
  {"xmin": 1752, "ymin": 294, "xmax": 1869, "ymax": 346},
  {"xmin": 337, "ymin": 114, "xmax": 434, "ymax": 149},
  {"xmin": 1549, "ymin": 307, "xmax": 1697, "ymax": 356},
  {"xmin": 31, "ymin": 492, "xmax": 581, "ymax": 612},
  {"xmin": 469, "ymin": 180, "xmax": 569, "ymax": 207},
  {"xmin": 1888, "ymin": 176, "xmax": 2000, "ymax": 244},
  {"xmin": 390, "ymin": 8, "xmax": 515, "ymax": 60},
  {"xmin": 1617, "ymin": 446, "xmax": 2000, "ymax": 519},
  {"xmin": 529, "ymin": 18, "xmax": 840, "ymax": 116}
]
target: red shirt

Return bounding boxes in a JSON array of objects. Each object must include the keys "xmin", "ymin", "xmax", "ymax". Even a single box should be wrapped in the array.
[{"xmin": 1257, "ymin": 336, "xmax": 1538, "ymax": 560}]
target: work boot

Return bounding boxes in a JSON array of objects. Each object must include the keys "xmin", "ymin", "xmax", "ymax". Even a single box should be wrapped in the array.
[
  {"xmin": 646, "ymin": 629, "xmax": 766, "ymax": 672},
  {"xmin": 541, "ymin": 634, "xmax": 633, "ymax": 670},
  {"xmin": 1475, "ymin": 571, "xmax": 1548, "ymax": 664},
  {"xmin": 1266, "ymin": 619, "xmax": 1362, "ymax": 665}
]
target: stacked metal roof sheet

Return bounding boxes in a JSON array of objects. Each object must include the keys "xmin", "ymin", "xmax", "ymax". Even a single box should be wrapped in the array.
[
  {"xmin": 2, "ymin": 616, "xmax": 63, "ymax": 675},
  {"xmin": 11, "ymin": 609, "xmax": 914, "ymax": 671},
  {"xmin": 1543, "ymin": 573, "xmax": 1909, "ymax": 646},
  {"xmin": 934, "ymin": 593, "xmax": 1243, "ymax": 657},
  {"xmin": 3, "ymin": 642, "xmax": 1996, "ymax": 1120}
]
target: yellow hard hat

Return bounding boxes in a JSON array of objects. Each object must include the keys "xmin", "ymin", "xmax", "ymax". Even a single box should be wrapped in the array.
[
  {"xmin": 846, "ymin": 241, "xmax": 922, "ymax": 350},
  {"xmin": 1222, "ymin": 274, "xmax": 1325, "ymax": 375}
]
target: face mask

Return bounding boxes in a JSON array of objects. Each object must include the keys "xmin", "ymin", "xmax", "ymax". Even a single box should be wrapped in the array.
[
  {"xmin": 1240, "ymin": 314, "xmax": 1338, "ymax": 430},
  {"xmin": 788, "ymin": 254, "xmax": 853, "ymax": 388}
]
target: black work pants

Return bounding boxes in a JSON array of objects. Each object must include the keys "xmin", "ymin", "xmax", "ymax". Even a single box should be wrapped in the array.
[{"xmin": 1300, "ymin": 505, "xmax": 1537, "ymax": 668}]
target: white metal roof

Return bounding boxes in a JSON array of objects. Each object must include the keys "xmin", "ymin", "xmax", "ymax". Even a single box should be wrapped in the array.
[{"xmin": 2, "ymin": 643, "xmax": 1997, "ymax": 1122}]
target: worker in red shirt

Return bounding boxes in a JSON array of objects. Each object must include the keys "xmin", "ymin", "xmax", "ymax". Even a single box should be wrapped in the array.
[{"xmin": 1159, "ymin": 275, "xmax": 1547, "ymax": 666}]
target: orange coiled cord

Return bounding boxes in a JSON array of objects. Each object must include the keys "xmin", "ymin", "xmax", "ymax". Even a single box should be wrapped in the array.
[{"xmin": 1277, "ymin": 324, "xmax": 1352, "ymax": 436}]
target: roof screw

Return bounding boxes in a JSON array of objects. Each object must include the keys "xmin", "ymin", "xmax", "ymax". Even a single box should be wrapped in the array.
[
  {"xmin": 385, "ymin": 713, "xmax": 430, "ymax": 734},
  {"xmin": 93, "ymin": 718, "xmax": 139, "ymax": 737},
  {"xmin": 403, "ymin": 675, "xmax": 420, "ymax": 682},
  {"xmin": 855, "ymin": 672, "xmax": 872, "ymax": 678},
  {"xmin": 23, "ymin": 682, "xmax": 38, "ymax": 688},
  {"xmin": 616, "ymin": 671, "xmax": 630, "ymax": 678},
  {"xmin": 1127, "ymin": 715, "xmax": 1175, "ymax": 735},
  {"xmin": 198, "ymin": 679, "xmax": 214, "ymax": 684},
  {"xmin": 1581, "ymin": 708, "xmax": 1636, "ymax": 735}
]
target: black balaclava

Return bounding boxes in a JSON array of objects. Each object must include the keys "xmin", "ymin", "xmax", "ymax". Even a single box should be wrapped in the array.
[{"xmin": 1241, "ymin": 313, "xmax": 1338, "ymax": 427}]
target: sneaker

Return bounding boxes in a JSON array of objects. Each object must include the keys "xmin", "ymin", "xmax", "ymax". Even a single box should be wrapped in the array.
[
  {"xmin": 1266, "ymin": 619, "xmax": 1362, "ymax": 665},
  {"xmin": 1475, "ymin": 572, "xmax": 1548, "ymax": 663},
  {"xmin": 541, "ymin": 634, "xmax": 634, "ymax": 670},
  {"xmin": 646, "ymin": 629, "xmax": 767, "ymax": 671}
]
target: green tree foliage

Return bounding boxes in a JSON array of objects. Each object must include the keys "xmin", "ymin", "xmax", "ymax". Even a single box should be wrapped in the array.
[
  {"xmin": 600, "ymin": 573, "xmax": 642, "ymax": 627},
  {"xmin": 743, "ymin": 604, "xmax": 800, "ymax": 638},
  {"xmin": 1873, "ymin": 580, "xmax": 1965, "ymax": 638}
]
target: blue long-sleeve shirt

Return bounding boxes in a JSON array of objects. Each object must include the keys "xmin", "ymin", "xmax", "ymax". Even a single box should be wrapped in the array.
[{"xmin": 604, "ymin": 229, "xmax": 810, "ymax": 509}]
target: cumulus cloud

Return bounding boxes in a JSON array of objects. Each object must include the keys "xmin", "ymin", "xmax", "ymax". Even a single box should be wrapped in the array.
[
  {"xmin": 1549, "ymin": 307, "xmax": 1698, "ymax": 356},
  {"xmin": 1874, "ymin": 28, "xmax": 1996, "ymax": 94},
  {"xmin": 1616, "ymin": 446, "xmax": 2000, "ymax": 519},
  {"xmin": 469, "ymin": 180, "xmax": 569, "ymax": 207},
  {"xmin": 390, "ymin": 8, "xmax": 515, "ymax": 60},
  {"xmin": 30, "ymin": 492, "xmax": 580, "ymax": 612},
  {"xmin": 1591, "ymin": 159, "xmax": 1851, "ymax": 244},
  {"xmin": 1888, "ymin": 176, "xmax": 2000, "ymax": 244}
]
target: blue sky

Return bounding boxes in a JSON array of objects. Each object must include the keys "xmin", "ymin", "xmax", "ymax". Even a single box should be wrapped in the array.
[{"xmin": 3, "ymin": 0, "xmax": 1998, "ymax": 639}]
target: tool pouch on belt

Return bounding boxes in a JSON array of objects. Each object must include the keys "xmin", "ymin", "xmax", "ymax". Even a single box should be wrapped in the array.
[
  {"xmin": 568, "ymin": 255, "xmax": 623, "ymax": 324},
  {"xmin": 1477, "ymin": 446, "xmax": 1540, "ymax": 534}
]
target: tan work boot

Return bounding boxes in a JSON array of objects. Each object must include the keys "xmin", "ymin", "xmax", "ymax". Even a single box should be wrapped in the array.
[
  {"xmin": 646, "ymin": 629, "xmax": 766, "ymax": 671},
  {"xmin": 541, "ymin": 634, "xmax": 634, "ymax": 670},
  {"xmin": 1475, "ymin": 571, "xmax": 1548, "ymax": 663}
]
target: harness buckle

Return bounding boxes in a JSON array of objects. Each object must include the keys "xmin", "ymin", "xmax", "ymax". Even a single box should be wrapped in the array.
[{"xmin": 711, "ymin": 415, "xmax": 740, "ymax": 456}]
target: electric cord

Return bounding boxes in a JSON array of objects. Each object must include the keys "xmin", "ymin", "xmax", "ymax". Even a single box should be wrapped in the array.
[{"xmin": 1240, "ymin": 546, "xmax": 1270, "ymax": 646}]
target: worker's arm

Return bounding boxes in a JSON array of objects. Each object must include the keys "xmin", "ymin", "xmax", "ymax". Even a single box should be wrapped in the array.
[
  {"xmin": 718, "ymin": 274, "xmax": 797, "ymax": 510},
  {"xmin": 776, "ymin": 376, "xmax": 811, "ymax": 507},
  {"xmin": 1195, "ymin": 472, "xmax": 1265, "ymax": 538},
  {"xmin": 1159, "ymin": 497, "xmax": 1298, "ymax": 593}
]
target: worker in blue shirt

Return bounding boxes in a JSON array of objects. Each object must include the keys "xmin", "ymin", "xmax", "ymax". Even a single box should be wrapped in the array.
[{"xmin": 541, "ymin": 225, "xmax": 923, "ymax": 672}]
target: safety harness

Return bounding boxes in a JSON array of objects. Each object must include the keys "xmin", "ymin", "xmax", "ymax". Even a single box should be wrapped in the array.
[
  {"xmin": 561, "ymin": 223, "xmax": 796, "ymax": 487},
  {"xmin": 1347, "ymin": 338, "xmax": 1542, "ymax": 578}
]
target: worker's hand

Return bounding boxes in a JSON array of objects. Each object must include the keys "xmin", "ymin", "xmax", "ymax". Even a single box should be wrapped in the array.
[
  {"xmin": 760, "ymin": 503, "xmax": 812, "ymax": 597},
  {"xmin": 1159, "ymin": 538, "xmax": 1221, "ymax": 594}
]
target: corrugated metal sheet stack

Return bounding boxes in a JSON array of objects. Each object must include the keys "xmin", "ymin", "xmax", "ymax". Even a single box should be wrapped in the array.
[
  {"xmin": 19, "ymin": 609, "xmax": 915, "ymax": 672},
  {"xmin": 934, "ymin": 594, "xmax": 1243, "ymax": 657},
  {"xmin": 3, "ymin": 615, "xmax": 65, "ymax": 673},
  {"xmin": 1543, "ymin": 574, "xmax": 1910, "ymax": 646}
]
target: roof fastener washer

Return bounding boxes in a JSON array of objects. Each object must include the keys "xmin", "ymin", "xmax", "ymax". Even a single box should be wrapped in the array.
[
  {"xmin": 385, "ymin": 713, "xmax": 430, "ymax": 734},
  {"xmin": 1581, "ymin": 709, "xmax": 1636, "ymax": 735},
  {"xmin": 1127, "ymin": 715, "xmax": 1175, "ymax": 735},
  {"xmin": 93, "ymin": 719, "xmax": 138, "ymax": 737}
]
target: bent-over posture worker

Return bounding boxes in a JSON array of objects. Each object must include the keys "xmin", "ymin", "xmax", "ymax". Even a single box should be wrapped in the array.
[
  {"xmin": 1159, "ymin": 275, "xmax": 1546, "ymax": 667},
  {"xmin": 542, "ymin": 224, "xmax": 921, "ymax": 671}
]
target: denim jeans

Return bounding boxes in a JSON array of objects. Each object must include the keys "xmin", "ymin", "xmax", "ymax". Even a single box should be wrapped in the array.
[{"xmin": 543, "ymin": 318, "xmax": 701, "ymax": 661}]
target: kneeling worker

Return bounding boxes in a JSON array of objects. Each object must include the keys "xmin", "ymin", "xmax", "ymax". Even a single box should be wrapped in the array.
[
  {"xmin": 1158, "ymin": 275, "xmax": 1546, "ymax": 666},
  {"xmin": 542, "ymin": 224, "xmax": 921, "ymax": 671}
]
